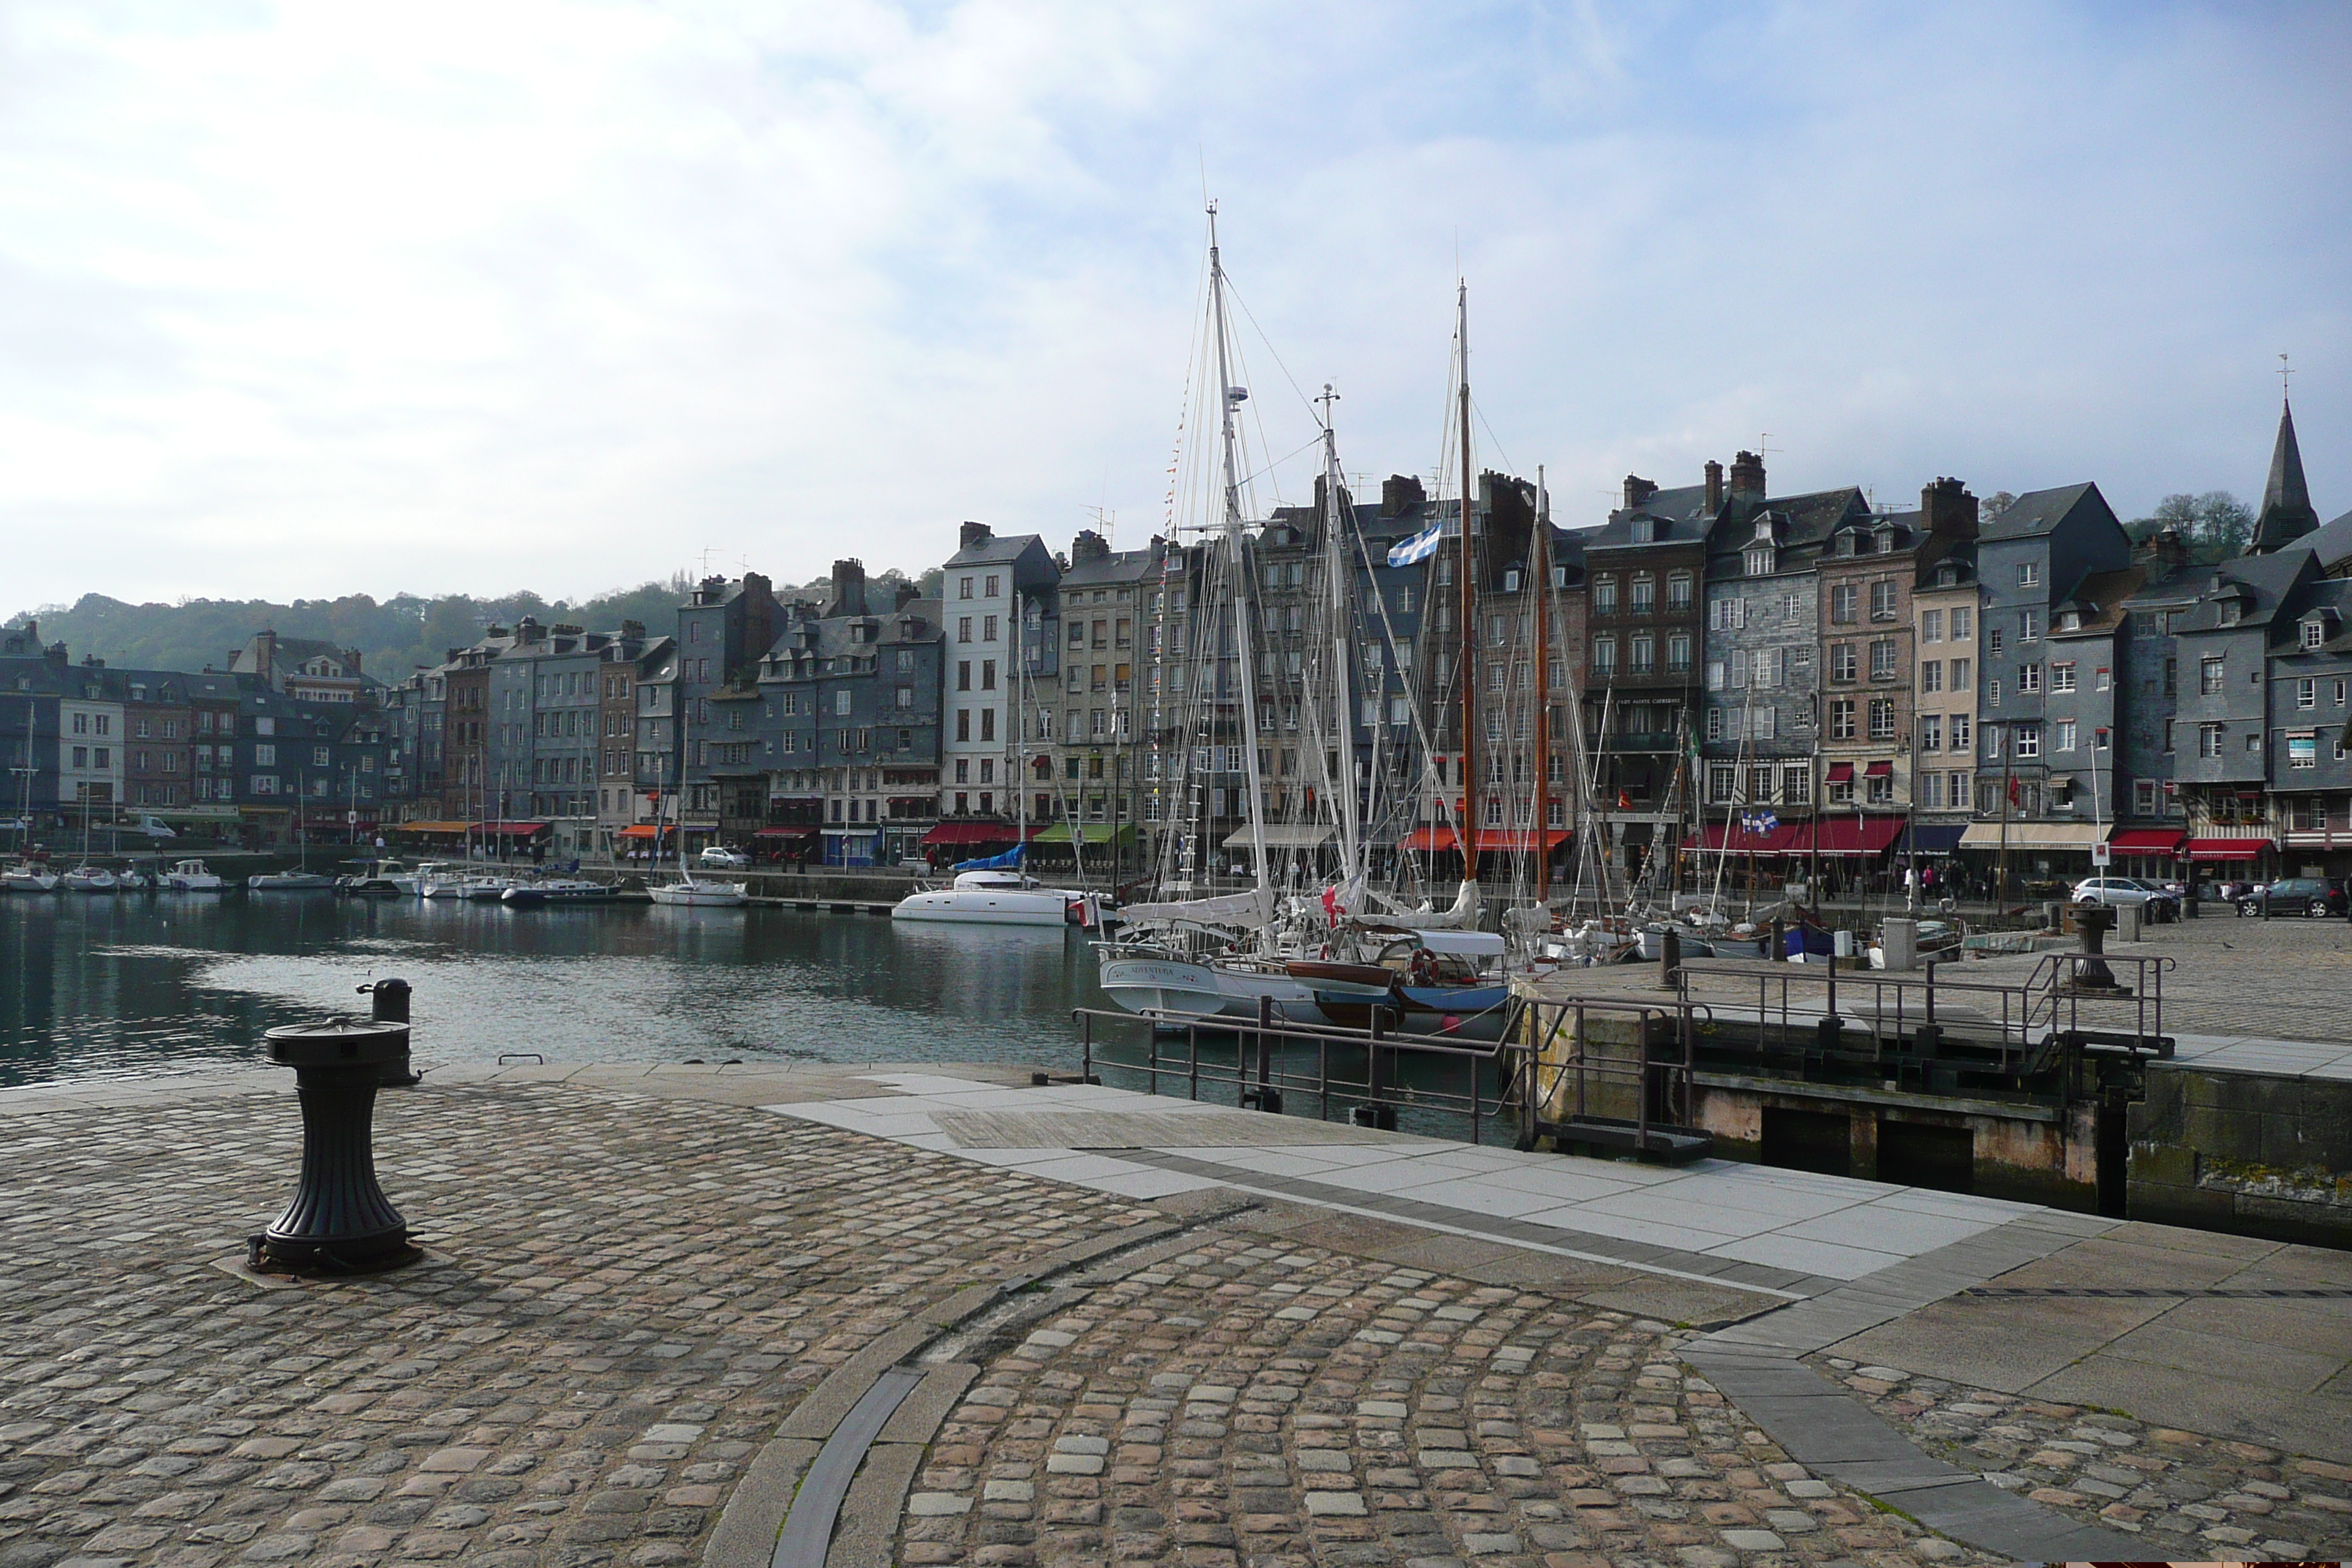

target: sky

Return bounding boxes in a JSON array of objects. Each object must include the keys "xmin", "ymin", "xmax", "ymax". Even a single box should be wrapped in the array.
[{"xmin": 1, "ymin": 0, "xmax": 2348, "ymax": 614}]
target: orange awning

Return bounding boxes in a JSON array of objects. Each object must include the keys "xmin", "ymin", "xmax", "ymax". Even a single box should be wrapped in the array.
[
  {"xmin": 615, "ymin": 823, "xmax": 676, "ymax": 840},
  {"xmin": 1401, "ymin": 826, "xmax": 1568, "ymax": 853}
]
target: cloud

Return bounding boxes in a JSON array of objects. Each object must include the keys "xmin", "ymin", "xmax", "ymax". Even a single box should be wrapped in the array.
[{"xmin": 0, "ymin": 0, "xmax": 2346, "ymax": 616}]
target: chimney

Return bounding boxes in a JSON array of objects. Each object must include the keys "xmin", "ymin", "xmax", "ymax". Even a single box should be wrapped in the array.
[
  {"xmin": 2136, "ymin": 527, "xmax": 2189, "ymax": 577},
  {"xmin": 1727, "ymin": 451, "xmax": 1766, "ymax": 500},
  {"xmin": 1381, "ymin": 474, "xmax": 1426, "ymax": 516},
  {"xmin": 620, "ymin": 619, "xmax": 646, "ymax": 640},
  {"xmin": 831, "ymin": 559, "xmax": 868, "ymax": 617},
  {"xmin": 517, "ymin": 616, "xmax": 543, "ymax": 642},
  {"xmin": 1621, "ymin": 474, "xmax": 1659, "ymax": 510},
  {"xmin": 894, "ymin": 582, "xmax": 919, "ymax": 612},
  {"xmin": 1071, "ymin": 529, "xmax": 1110, "ymax": 565},
  {"xmin": 1703, "ymin": 460, "xmax": 1725, "ymax": 512},
  {"xmin": 1921, "ymin": 476, "xmax": 1979, "ymax": 540},
  {"xmin": 960, "ymin": 521, "xmax": 992, "ymax": 550}
]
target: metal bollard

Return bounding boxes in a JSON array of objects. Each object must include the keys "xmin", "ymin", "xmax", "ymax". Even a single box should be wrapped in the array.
[
  {"xmin": 357, "ymin": 977, "xmax": 420, "ymax": 1087},
  {"xmin": 1660, "ymin": 927, "xmax": 1681, "ymax": 988},
  {"xmin": 1241, "ymin": 995, "xmax": 1282, "ymax": 1114},
  {"xmin": 2073, "ymin": 905, "xmax": 2122, "ymax": 990},
  {"xmin": 249, "ymin": 1017, "xmax": 421, "ymax": 1275}
]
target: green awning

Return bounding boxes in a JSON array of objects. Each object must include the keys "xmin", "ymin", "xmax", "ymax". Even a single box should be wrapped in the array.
[{"xmin": 1030, "ymin": 823, "xmax": 1137, "ymax": 845}]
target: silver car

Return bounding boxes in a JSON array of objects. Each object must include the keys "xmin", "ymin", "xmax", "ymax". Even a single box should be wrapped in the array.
[{"xmin": 2070, "ymin": 875, "xmax": 2178, "ymax": 911}]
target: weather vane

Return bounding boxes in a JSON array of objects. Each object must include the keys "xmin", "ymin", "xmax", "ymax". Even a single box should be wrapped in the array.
[{"xmin": 2279, "ymin": 352, "xmax": 2293, "ymax": 398}]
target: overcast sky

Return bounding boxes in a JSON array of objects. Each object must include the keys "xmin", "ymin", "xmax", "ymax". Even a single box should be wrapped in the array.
[{"xmin": 2, "ymin": 0, "xmax": 2346, "ymax": 614}]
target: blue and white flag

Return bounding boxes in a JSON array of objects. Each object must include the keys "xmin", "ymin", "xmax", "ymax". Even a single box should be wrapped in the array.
[
  {"xmin": 1387, "ymin": 520, "xmax": 1450, "ymax": 568},
  {"xmin": 1741, "ymin": 810, "xmax": 1779, "ymax": 837}
]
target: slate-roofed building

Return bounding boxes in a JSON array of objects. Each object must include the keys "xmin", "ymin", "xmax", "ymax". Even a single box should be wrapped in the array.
[
  {"xmin": 227, "ymin": 631, "xmax": 381, "ymax": 706},
  {"xmin": 2268, "ymin": 576, "xmax": 2352, "ymax": 873},
  {"xmin": 2171, "ymin": 546, "xmax": 2321, "ymax": 862},
  {"xmin": 938, "ymin": 524, "xmax": 1058, "ymax": 832},
  {"xmin": 1911, "ymin": 500, "xmax": 1983, "ymax": 840}
]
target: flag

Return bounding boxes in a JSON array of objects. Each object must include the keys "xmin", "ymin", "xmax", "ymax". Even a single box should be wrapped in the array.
[
  {"xmin": 1386, "ymin": 518, "xmax": 1454, "ymax": 568},
  {"xmin": 2008, "ymin": 777, "xmax": 2021, "ymax": 806},
  {"xmin": 1616, "ymin": 789, "xmax": 1632, "ymax": 810},
  {"xmin": 1320, "ymin": 885, "xmax": 1342, "ymax": 928}
]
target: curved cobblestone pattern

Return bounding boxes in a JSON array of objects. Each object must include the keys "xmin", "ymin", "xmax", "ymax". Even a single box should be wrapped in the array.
[
  {"xmin": 902, "ymin": 1233, "xmax": 1999, "ymax": 1568},
  {"xmin": 1812, "ymin": 1357, "xmax": 2352, "ymax": 1562},
  {"xmin": 0, "ymin": 1082, "xmax": 1160, "ymax": 1568}
]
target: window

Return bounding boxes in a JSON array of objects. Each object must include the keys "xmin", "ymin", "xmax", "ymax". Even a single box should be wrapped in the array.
[
  {"xmin": 1629, "ymin": 576, "xmax": 1655, "ymax": 613},
  {"xmin": 2014, "ymin": 723, "xmax": 2040, "ymax": 759},
  {"xmin": 1921, "ymin": 660, "xmax": 1942, "ymax": 694},
  {"xmin": 1831, "ymin": 644, "xmax": 1857, "ymax": 682},
  {"xmin": 1950, "ymin": 657, "xmax": 1971, "ymax": 690},
  {"xmin": 2019, "ymin": 663, "xmax": 2041, "ymax": 694},
  {"xmin": 2018, "ymin": 609, "xmax": 2038, "ymax": 642},
  {"xmin": 1667, "ymin": 633, "xmax": 1692, "ymax": 673},
  {"xmin": 1987, "ymin": 679, "xmax": 2000, "ymax": 706},
  {"xmin": 1667, "ymin": 572, "xmax": 1692, "ymax": 611},
  {"xmin": 982, "ymin": 614, "xmax": 998, "ymax": 642},
  {"xmin": 1921, "ymin": 715, "xmax": 1942, "ymax": 751},
  {"xmin": 2299, "ymin": 677, "xmax": 2318, "ymax": 709},
  {"xmin": 2201, "ymin": 657, "xmax": 2225, "ymax": 695},
  {"xmin": 1869, "ymin": 580, "xmax": 1897, "ymax": 620},
  {"xmin": 984, "ymin": 574, "xmax": 1000, "ymax": 597},
  {"xmin": 1831, "ymin": 584, "xmax": 1858, "ymax": 624},
  {"xmin": 1866, "ymin": 769, "xmax": 1893, "ymax": 805},
  {"xmin": 1921, "ymin": 609, "xmax": 1943, "ymax": 643},
  {"xmin": 2050, "ymin": 663, "xmax": 2076, "ymax": 693},
  {"xmin": 1708, "ymin": 765, "xmax": 1736, "ymax": 803},
  {"xmin": 255, "ymin": 744, "xmax": 276, "ymax": 766},
  {"xmin": 2304, "ymin": 619, "xmax": 2326, "ymax": 650},
  {"xmin": 1745, "ymin": 547, "xmax": 1774, "ymax": 576},
  {"xmin": 1987, "ymin": 628, "xmax": 2003, "ymax": 657},
  {"xmin": 2019, "ymin": 562, "xmax": 2040, "ymax": 588},
  {"xmin": 1984, "ymin": 725, "xmax": 2000, "ymax": 760},
  {"xmin": 1869, "ymin": 640, "xmax": 1896, "ymax": 680},
  {"xmin": 1781, "ymin": 764, "xmax": 1812, "ymax": 804},
  {"xmin": 1705, "ymin": 706, "xmax": 1724, "ymax": 742},
  {"xmin": 1592, "ymin": 636, "xmax": 1617, "ymax": 674},
  {"xmin": 1593, "ymin": 578, "xmax": 1618, "ymax": 615},
  {"xmin": 2198, "ymin": 723, "xmax": 2222, "ymax": 758},
  {"xmin": 2095, "ymin": 667, "xmax": 2110, "ymax": 690},
  {"xmin": 2290, "ymin": 734, "xmax": 2317, "ymax": 769},
  {"xmin": 1950, "ymin": 606, "xmax": 1972, "ymax": 641},
  {"xmin": 312, "ymin": 745, "xmax": 330, "ymax": 766},
  {"xmin": 1705, "ymin": 660, "xmax": 1726, "ymax": 693},
  {"xmin": 2095, "ymin": 728, "xmax": 2108, "ymax": 751},
  {"xmin": 2055, "ymin": 720, "xmax": 2077, "ymax": 752},
  {"xmin": 2163, "ymin": 718, "xmax": 2174, "ymax": 753},
  {"xmin": 2134, "ymin": 780, "xmax": 2157, "ymax": 815},
  {"xmin": 1830, "ymin": 698, "xmax": 1857, "ymax": 741},
  {"xmin": 1868, "ymin": 698, "xmax": 1895, "ymax": 739},
  {"xmin": 1629, "ymin": 636, "xmax": 1654, "ymax": 674}
]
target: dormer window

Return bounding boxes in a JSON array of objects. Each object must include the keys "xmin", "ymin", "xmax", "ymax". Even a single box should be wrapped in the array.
[
  {"xmin": 1874, "ymin": 527, "xmax": 1894, "ymax": 553},
  {"xmin": 1632, "ymin": 517, "xmax": 1656, "ymax": 544},
  {"xmin": 1744, "ymin": 546, "xmax": 1774, "ymax": 577},
  {"xmin": 2057, "ymin": 610, "xmax": 2081, "ymax": 632},
  {"xmin": 2220, "ymin": 599, "xmax": 2243, "ymax": 628},
  {"xmin": 2304, "ymin": 617, "xmax": 2327, "ymax": 649},
  {"xmin": 1937, "ymin": 563, "xmax": 1959, "ymax": 587},
  {"xmin": 1836, "ymin": 533, "xmax": 1858, "ymax": 557},
  {"xmin": 1502, "ymin": 568, "xmax": 1522, "ymax": 594}
]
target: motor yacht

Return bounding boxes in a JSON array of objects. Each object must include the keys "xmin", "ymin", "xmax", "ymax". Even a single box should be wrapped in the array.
[
  {"xmin": 891, "ymin": 869, "xmax": 1097, "ymax": 927},
  {"xmin": 247, "ymin": 870, "xmax": 336, "ymax": 891},
  {"xmin": 161, "ymin": 859, "xmax": 227, "ymax": 892}
]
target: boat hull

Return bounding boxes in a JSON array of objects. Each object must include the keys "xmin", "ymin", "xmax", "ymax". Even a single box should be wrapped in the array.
[
  {"xmin": 1096, "ymin": 954, "xmax": 1345, "ymax": 1025},
  {"xmin": 891, "ymin": 889, "xmax": 1072, "ymax": 926},
  {"xmin": 648, "ymin": 883, "xmax": 747, "ymax": 908}
]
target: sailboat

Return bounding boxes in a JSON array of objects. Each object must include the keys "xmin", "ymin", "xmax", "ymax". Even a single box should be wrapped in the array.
[
  {"xmin": 249, "ymin": 772, "xmax": 336, "ymax": 889},
  {"xmin": 649, "ymin": 760, "xmax": 747, "ymax": 908},
  {"xmin": 60, "ymin": 788, "xmax": 119, "ymax": 891}
]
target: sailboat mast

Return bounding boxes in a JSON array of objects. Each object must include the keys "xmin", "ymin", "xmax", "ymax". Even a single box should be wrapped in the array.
[
  {"xmin": 1534, "ymin": 465, "xmax": 1551, "ymax": 905},
  {"xmin": 1209, "ymin": 203, "xmax": 1270, "ymax": 895},
  {"xmin": 1455, "ymin": 282, "xmax": 1478, "ymax": 887},
  {"xmin": 1319, "ymin": 389, "xmax": 1362, "ymax": 884}
]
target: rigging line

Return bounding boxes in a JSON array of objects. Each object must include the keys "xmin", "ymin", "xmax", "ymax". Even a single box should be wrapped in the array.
[
  {"xmin": 1219, "ymin": 274, "xmax": 1322, "ymax": 423},
  {"xmin": 1471, "ymin": 397, "xmax": 1515, "ymax": 481},
  {"xmin": 1236, "ymin": 434, "xmax": 1328, "ymax": 494}
]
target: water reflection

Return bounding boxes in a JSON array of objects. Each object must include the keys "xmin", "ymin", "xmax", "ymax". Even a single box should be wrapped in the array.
[{"xmin": 0, "ymin": 894, "xmax": 1107, "ymax": 1087}]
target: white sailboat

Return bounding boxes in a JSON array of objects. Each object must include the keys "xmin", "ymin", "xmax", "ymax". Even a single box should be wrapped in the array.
[{"xmin": 647, "ymin": 738, "xmax": 747, "ymax": 908}]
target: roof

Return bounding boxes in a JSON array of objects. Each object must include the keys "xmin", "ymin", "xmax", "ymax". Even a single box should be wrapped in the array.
[
  {"xmin": 2178, "ymin": 546, "xmax": 2318, "ymax": 633},
  {"xmin": 943, "ymin": 532, "xmax": 1047, "ymax": 568},
  {"xmin": 1980, "ymin": 482, "xmax": 2100, "ymax": 541},
  {"xmin": 1915, "ymin": 536, "xmax": 1976, "ymax": 590},
  {"xmin": 1589, "ymin": 482, "xmax": 1714, "ymax": 550},
  {"xmin": 2051, "ymin": 566, "xmax": 2146, "ymax": 638},
  {"xmin": 1058, "ymin": 548, "xmax": 1166, "ymax": 590},
  {"xmin": 2253, "ymin": 398, "xmax": 2321, "ymax": 554},
  {"xmin": 2303, "ymin": 506, "xmax": 2352, "ymax": 574}
]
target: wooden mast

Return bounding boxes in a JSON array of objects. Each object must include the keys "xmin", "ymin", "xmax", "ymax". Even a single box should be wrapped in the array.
[{"xmin": 1455, "ymin": 283, "xmax": 1477, "ymax": 884}]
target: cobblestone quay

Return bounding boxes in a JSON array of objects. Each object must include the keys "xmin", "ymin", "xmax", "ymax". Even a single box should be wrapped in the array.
[{"xmin": 0, "ymin": 1066, "xmax": 2341, "ymax": 1567}]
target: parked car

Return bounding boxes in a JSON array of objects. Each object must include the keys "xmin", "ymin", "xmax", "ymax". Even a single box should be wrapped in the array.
[
  {"xmin": 2070, "ymin": 875, "xmax": 2180, "ymax": 913},
  {"xmin": 698, "ymin": 845, "xmax": 752, "ymax": 870},
  {"xmin": 2234, "ymin": 876, "xmax": 2348, "ymax": 918}
]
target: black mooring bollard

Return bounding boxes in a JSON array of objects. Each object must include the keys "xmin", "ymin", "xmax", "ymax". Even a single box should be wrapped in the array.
[
  {"xmin": 2073, "ymin": 905, "xmax": 2122, "ymax": 991},
  {"xmin": 358, "ymin": 977, "xmax": 419, "ymax": 1087},
  {"xmin": 250, "ymin": 1017, "xmax": 421, "ymax": 1275}
]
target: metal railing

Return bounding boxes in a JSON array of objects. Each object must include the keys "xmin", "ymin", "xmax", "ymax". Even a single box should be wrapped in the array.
[
  {"xmin": 1668, "ymin": 950, "xmax": 2175, "ymax": 1079},
  {"xmin": 1513, "ymin": 995, "xmax": 1715, "ymax": 1156},
  {"xmin": 1073, "ymin": 1000, "xmax": 1512, "ymax": 1140}
]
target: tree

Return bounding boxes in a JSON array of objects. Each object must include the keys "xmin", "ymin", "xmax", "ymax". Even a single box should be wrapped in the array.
[
  {"xmin": 2129, "ymin": 491, "xmax": 2252, "ymax": 562},
  {"xmin": 1980, "ymin": 491, "xmax": 2017, "ymax": 525}
]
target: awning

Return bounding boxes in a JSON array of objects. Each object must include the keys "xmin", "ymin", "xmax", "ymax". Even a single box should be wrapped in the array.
[
  {"xmin": 391, "ymin": 819, "xmax": 474, "ymax": 834},
  {"xmin": 2187, "ymin": 837, "xmax": 2272, "ymax": 862},
  {"xmin": 1686, "ymin": 823, "xmax": 1802, "ymax": 855},
  {"xmin": 615, "ymin": 823, "xmax": 676, "ymax": 840},
  {"xmin": 1898, "ymin": 823, "xmax": 1968, "ymax": 853},
  {"xmin": 753, "ymin": 826, "xmax": 816, "ymax": 839},
  {"xmin": 1223, "ymin": 822, "xmax": 1335, "ymax": 851},
  {"xmin": 1794, "ymin": 815, "xmax": 1907, "ymax": 856},
  {"xmin": 1863, "ymin": 760, "xmax": 1893, "ymax": 778},
  {"xmin": 921, "ymin": 821, "xmax": 1026, "ymax": 846},
  {"xmin": 1400, "ymin": 826, "xmax": 1569, "ymax": 853},
  {"xmin": 1956, "ymin": 821, "xmax": 2111, "ymax": 851},
  {"xmin": 1825, "ymin": 763, "xmax": 1855, "ymax": 784},
  {"xmin": 2108, "ymin": 829, "xmax": 2187, "ymax": 854},
  {"xmin": 1034, "ymin": 823, "xmax": 1139, "ymax": 846},
  {"xmin": 480, "ymin": 821, "xmax": 551, "ymax": 837}
]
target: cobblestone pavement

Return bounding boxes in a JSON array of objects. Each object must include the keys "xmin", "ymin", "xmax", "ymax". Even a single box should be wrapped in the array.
[
  {"xmin": 902, "ymin": 1231, "xmax": 2000, "ymax": 1568},
  {"xmin": 0, "ymin": 1080, "xmax": 1161, "ymax": 1568},
  {"xmin": 1809, "ymin": 1354, "xmax": 2352, "ymax": 1562}
]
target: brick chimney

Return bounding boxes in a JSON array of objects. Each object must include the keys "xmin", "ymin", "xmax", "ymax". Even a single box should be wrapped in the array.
[
  {"xmin": 1071, "ymin": 529, "xmax": 1110, "ymax": 565},
  {"xmin": 1703, "ymin": 460, "xmax": 1725, "ymax": 512},
  {"xmin": 1921, "ymin": 476, "xmax": 1979, "ymax": 540},
  {"xmin": 960, "ymin": 521, "xmax": 992, "ymax": 550},
  {"xmin": 620, "ymin": 619, "xmax": 646, "ymax": 640},
  {"xmin": 832, "ymin": 559, "xmax": 867, "ymax": 617},
  {"xmin": 1621, "ymin": 475, "xmax": 1659, "ymax": 510},
  {"xmin": 2136, "ymin": 527, "xmax": 2189, "ymax": 577},
  {"xmin": 1727, "ymin": 451, "xmax": 1767, "ymax": 500},
  {"xmin": 1382, "ymin": 475, "xmax": 1426, "ymax": 516}
]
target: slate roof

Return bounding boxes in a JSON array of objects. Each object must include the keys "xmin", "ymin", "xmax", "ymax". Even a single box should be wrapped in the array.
[
  {"xmin": 1980, "ymin": 483, "xmax": 2100, "ymax": 540},
  {"xmin": 2302, "ymin": 506, "xmax": 2352, "ymax": 576},
  {"xmin": 943, "ymin": 532, "xmax": 1047, "ymax": 568},
  {"xmin": 2051, "ymin": 567, "xmax": 2146, "ymax": 638},
  {"xmin": 2178, "ymin": 546, "xmax": 2318, "ymax": 633},
  {"xmin": 2253, "ymin": 399, "xmax": 2321, "ymax": 554}
]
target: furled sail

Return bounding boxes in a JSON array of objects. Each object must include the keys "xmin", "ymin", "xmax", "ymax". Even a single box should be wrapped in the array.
[{"xmin": 1118, "ymin": 886, "xmax": 1278, "ymax": 928}]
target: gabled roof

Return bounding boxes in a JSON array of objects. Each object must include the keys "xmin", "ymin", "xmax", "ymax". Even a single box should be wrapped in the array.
[
  {"xmin": 1980, "ymin": 482, "xmax": 2100, "ymax": 540},
  {"xmin": 2179, "ymin": 546, "xmax": 2318, "ymax": 633},
  {"xmin": 2253, "ymin": 399, "xmax": 2321, "ymax": 554},
  {"xmin": 2051, "ymin": 567, "xmax": 2145, "ymax": 638},
  {"xmin": 2302, "ymin": 506, "xmax": 2352, "ymax": 576},
  {"xmin": 1058, "ymin": 548, "xmax": 1164, "ymax": 590},
  {"xmin": 1590, "ymin": 483, "xmax": 1713, "ymax": 550},
  {"xmin": 944, "ymin": 532, "xmax": 1049, "ymax": 568}
]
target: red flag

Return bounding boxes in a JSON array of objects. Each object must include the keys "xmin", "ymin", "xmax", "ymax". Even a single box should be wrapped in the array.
[
  {"xmin": 2007, "ymin": 777, "xmax": 2021, "ymax": 806},
  {"xmin": 1616, "ymin": 789, "xmax": 1632, "ymax": 810}
]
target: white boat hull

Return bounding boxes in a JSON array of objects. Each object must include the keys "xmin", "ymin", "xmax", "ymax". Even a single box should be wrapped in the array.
[
  {"xmin": 649, "ymin": 882, "xmax": 747, "ymax": 908},
  {"xmin": 1095, "ymin": 954, "xmax": 1341, "ymax": 1025},
  {"xmin": 892, "ymin": 889, "xmax": 1073, "ymax": 926},
  {"xmin": 2, "ymin": 872, "xmax": 61, "ymax": 892},
  {"xmin": 62, "ymin": 870, "xmax": 118, "ymax": 892}
]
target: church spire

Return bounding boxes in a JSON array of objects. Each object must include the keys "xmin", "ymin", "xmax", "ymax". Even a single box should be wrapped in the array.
[{"xmin": 2252, "ymin": 396, "xmax": 2319, "ymax": 553}]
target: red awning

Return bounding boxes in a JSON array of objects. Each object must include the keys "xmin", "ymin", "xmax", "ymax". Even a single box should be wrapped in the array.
[
  {"xmin": 921, "ymin": 821, "xmax": 1038, "ymax": 846},
  {"xmin": 1863, "ymin": 761, "xmax": 1893, "ymax": 777},
  {"xmin": 478, "ymin": 820, "xmax": 550, "ymax": 837},
  {"xmin": 1824, "ymin": 763, "xmax": 1855, "ymax": 784},
  {"xmin": 1400, "ymin": 827, "xmax": 1568, "ymax": 853},
  {"xmin": 754, "ymin": 826, "xmax": 817, "ymax": 839},
  {"xmin": 615, "ymin": 823, "xmax": 675, "ymax": 840},
  {"xmin": 2187, "ymin": 837, "xmax": 2269, "ymax": 862},
  {"xmin": 2109, "ymin": 829, "xmax": 2186, "ymax": 853},
  {"xmin": 1794, "ymin": 815, "xmax": 1905, "ymax": 857}
]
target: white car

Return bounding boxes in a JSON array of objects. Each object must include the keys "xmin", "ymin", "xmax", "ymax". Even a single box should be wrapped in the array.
[
  {"xmin": 2070, "ymin": 875, "xmax": 2178, "ymax": 912},
  {"xmin": 699, "ymin": 845, "xmax": 752, "ymax": 870}
]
